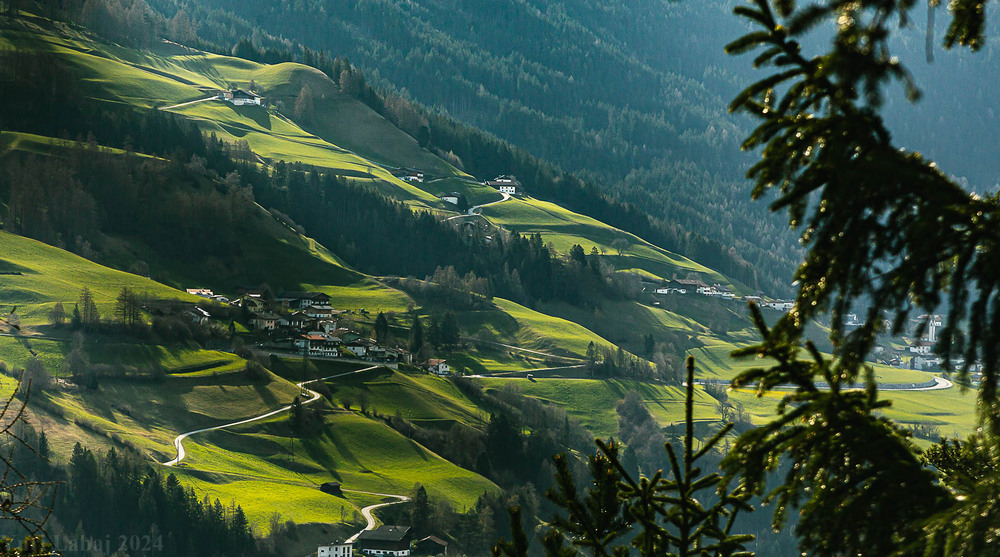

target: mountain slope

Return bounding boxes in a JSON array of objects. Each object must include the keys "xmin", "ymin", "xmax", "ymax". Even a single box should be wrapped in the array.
[{"xmin": 157, "ymin": 0, "xmax": 800, "ymax": 294}]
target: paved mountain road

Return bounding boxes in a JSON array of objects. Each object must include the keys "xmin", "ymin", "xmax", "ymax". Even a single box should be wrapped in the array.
[
  {"xmin": 158, "ymin": 365, "xmax": 411, "ymax": 537},
  {"xmin": 162, "ymin": 366, "xmax": 377, "ymax": 467}
]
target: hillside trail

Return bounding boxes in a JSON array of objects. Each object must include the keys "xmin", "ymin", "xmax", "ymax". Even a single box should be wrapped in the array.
[
  {"xmin": 445, "ymin": 191, "xmax": 511, "ymax": 221},
  {"xmin": 158, "ymin": 96, "xmax": 215, "ymax": 111},
  {"xmin": 159, "ymin": 364, "xmax": 413, "ymax": 537},
  {"xmin": 161, "ymin": 366, "xmax": 378, "ymax": 466}
]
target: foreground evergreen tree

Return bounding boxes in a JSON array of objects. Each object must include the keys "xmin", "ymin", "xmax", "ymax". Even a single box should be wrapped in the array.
[
  {"xmin": 494, "ymin": 357, "xmax": 752, "ymax": 556},
  {"xmin": 723, "ymin": 0, "xmax": 1000, "ymax": 554}
]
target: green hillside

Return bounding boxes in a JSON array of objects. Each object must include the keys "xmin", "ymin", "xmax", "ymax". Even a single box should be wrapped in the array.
[
  {"xmin": 173, "ymin": 0, "xmax": 801, "ymax": 296},
  {"xmin": 482, "ymin": 196, "xmax": 733, "ymax": 286},
  {"xmin": 0, "ymin": 231, "xmax": 198, "ymax": 324},
  {"xmin": 252, "ymin": 62, "xmax": 461, "ymax": 177}
]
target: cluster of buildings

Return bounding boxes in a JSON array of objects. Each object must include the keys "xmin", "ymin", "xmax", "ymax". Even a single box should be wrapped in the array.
[
  {"xmin": 643, "ymin": 278, "xmax": 795, "ymax": 310},
  {"xmin": 187, "ymin": 288, "xmax": 415, "ymax": 365},
  {"xmin": 186, "ymin": 288, "xmax": 461, "ymax": 373},
  {"xmin": 845, "ymin": 313, "xmax": 986, "ymax": 379},
  {"xmin": 318, "ymin": 526, "xmax": 447, "ymax": 557}
]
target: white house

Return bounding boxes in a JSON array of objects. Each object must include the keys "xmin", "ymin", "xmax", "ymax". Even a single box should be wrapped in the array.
[
  {"xmin": 318, "ymin": 541, "xmax": 353, "ymax": 557},
  {"xmin": 912, "ymin": 355, "xmax": 942, "ymax": 371},
  {"xmin": 909, "ymin": 341, "xmax": 934, "ymax": 356},
  {"xmin": 440, "ymin": 193, "xmax": 460, "ymax": 205},
  {"xmin": 306, "ymin": 304, "xmax": 336, "ymax": 319},
  {"xmin": 295, "ymin": 333, "xmax": 340, "ymax": 358},
  {"xmin": 219, "ymin": 89, "xmax": 263, "ymax": 106},
  {"xmin": 762, "ymin": 300, "xmax": 795, "ymax": 311},
  {"xmin": 655, "ymin": 287, "xmax": 686, "ymax": 294},
  {"xmin": 426, "ymin": 359, "xmax": 450, "ymax": 375},
  {"xmin": 344, "ymin": 339, "xmax": 375, "ymax": 358},
  {"xmin": 486, "ymin": 175, "xmax": 521, "ymax": 195},
  {"xmin": 186, "ymin": 288, "xmax": 213, "ymax": 297}
]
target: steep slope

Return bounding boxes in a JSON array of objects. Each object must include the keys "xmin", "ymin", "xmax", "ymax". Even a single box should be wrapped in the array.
[
  {"xmin": 157, "ymin": 0, "xmax": 800, "ymax": 294},
  {"xmin": 0, "ymin": 15, "xmax": 770, "ymax": 364},
  {"xmin": 0, "ymin": 230, "xmax": 500, "ymax": 531}
]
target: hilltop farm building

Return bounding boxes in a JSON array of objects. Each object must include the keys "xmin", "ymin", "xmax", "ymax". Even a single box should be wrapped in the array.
[{"xmin": 218, "ymin": 89, "xmax": 263, "ymax": 106}]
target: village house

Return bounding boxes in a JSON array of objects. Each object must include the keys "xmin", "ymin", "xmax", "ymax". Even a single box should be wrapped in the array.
[
  {"xmin": 912, "ymin": 355, "xmax": 942, "ymax": 371},
  {"xmin": 425, "ymin": 359, "xmax": 450, "ymax": 376},
  {"xmin": 249, "ymin": 311, "xmax": 280, "ymax": 331},
  {"xmin": 344, "ymin": 338, "xmax": 376, "ymax": 358},
  {"xmin": 413, "ymin": 536, "xmax": 448, "ymax": 556},
  {"xmin": 354, "ymin": 525, "xmax": 412, "ymax": 557},
  {"xmin": 186, "ymin": 288, "xmax": 213, "ymax": 297},
  {"xmin": 696, "ymin": 284, "xmax": 736, "ymax": 299},
  {"xmin": 218, "ymin": 89, "xmax": 263, "ymax": 106},
  {"xmin": 306, "ymin": 304, "xmax": 337, "ymax": 319},
  {"xmin": 672, "ymin": 278, "xmax": 708, "ymax": 290},
  {"xmin": 295, "ymin": 333, "xmax": 340, "ymax": 358},
  {"xmin": 321, "ymin": 324, "xmax": 350, "ymax": 337},
  {"xmin": 386, "ymin": 348, "xmax": 413, "ymax": 365},
  {"xmin": 278, "ymin": 310, "xmax": 311, "ymax": 329},
  {"xmin": 485, "ymin": 175, "xmax": 520, "ymax": 195},
  {"xmin": 276, "ymin": 291, "xmax": 331, "ymax": 310},
  {"xmin": 439, "ymin": 193, "xmax": 461, "ymax": 205},
  {"xmin": 240, "ymin": 294, "xmax": 266, "ymax": 312},
  {"xmin": 317, "ymin": 541, "xmax": 353, "ymax": 557},
  {"xmin": 392, "ymin": 168, "xmax": 425, "ymax": 183},
  {"xmin": 656, "ymin": 287, "xmax": 686, "ymax": 294},
  {"xmin": 909, "ymin": 340, "xmax": 934, "ymax": 356},
  {"xmin": 186, "ymin": 307, "xmax": 210, "ymax": 325},
  {"xmin": 761, "ymin": 299, "xmax": 795, "ymax": 311}
]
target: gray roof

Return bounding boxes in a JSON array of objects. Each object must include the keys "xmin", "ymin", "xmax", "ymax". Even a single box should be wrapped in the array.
[{"xmin": 357, "ymin": 525, "xmax": 411, "ymax": 542}]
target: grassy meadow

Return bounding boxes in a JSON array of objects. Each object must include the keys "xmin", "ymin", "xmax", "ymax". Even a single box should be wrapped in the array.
[{"xmin": 482, "ymin": 197, "xmax": 734, "ymax": 287}]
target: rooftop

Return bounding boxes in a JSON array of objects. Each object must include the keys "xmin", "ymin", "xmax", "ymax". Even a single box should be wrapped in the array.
[{"xmin": 357, "ymin": 525, "xmax": 411, "ymax": 542}]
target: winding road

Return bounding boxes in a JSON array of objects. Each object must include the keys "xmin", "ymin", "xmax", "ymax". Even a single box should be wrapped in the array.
[
  {"xmin": 158, "ymin": 365, "xmax": 412, "ymax": 538},
  {"xmin": 445, "ymin": 191, "xmax": 511, "ymax": 221},
  {"xmin": 343, "ymin": 490, "xmax": 412, "ymax": 543},
  {"xmin": 162, "ymin": 366, "xmax": 378, "ymax": 466}
]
